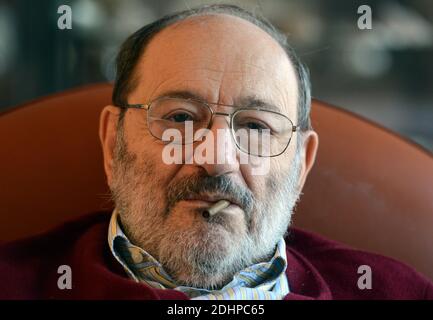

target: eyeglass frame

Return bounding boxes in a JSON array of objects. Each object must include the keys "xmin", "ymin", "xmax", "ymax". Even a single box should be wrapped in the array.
[{"xmin": 116, "ymin": 96, "xmax": 299, "ymax": 157}]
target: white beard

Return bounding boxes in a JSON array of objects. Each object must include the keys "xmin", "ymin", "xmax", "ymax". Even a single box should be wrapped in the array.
[{"xmin": 111, "ymin": 130, "xmax": 302, "ymax": 289}]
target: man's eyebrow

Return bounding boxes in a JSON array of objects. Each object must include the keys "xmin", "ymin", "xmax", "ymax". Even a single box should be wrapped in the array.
[
  {"xmin": 236, "ymin": 96, "xmax": 282, "ymax": 113},
  {"xmin": 154, "ymin": 90, "xmax": 282, "ymax": 112},
  {"xmin": 154, "ymin": 90, "xmax": 207, "ymax": 102}
]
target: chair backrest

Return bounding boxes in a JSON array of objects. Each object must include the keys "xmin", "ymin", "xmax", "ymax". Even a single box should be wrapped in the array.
[{"xmin": 1, "ymin": 83, "xmax": 432, "ymax": 280}]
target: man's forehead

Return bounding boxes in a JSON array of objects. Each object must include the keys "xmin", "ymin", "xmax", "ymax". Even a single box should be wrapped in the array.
[
  {"xmin": 142, "ymin": 14, "xmax": 294, "ymax": 76},
  {"xmin": 152, "ymin": 14, "xmax": 285, "ymax": 53},
  {"xmin": 132, "ymin": 14, "xmax": 298, "ymax": 115}
]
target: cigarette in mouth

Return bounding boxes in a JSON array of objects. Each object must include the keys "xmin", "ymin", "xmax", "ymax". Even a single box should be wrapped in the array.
[{"xmin": 202, "ymin": 200, "xmax": 230, "ymax": 218}]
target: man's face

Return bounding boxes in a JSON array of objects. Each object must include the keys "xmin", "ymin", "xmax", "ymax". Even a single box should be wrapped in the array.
[{"xmin": 102, "ymin": 15, "xmax": 316, "ymax": 289}]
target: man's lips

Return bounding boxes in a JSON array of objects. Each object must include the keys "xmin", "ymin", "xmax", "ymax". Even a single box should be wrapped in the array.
[{"xmin": 183, "ymin": 194, "xmax": 242, "ymax": 208}]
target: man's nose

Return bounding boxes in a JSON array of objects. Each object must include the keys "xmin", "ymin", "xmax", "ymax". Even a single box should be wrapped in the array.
[{"xmin": 196, "ymin": 116, "xmax": 240, "ymax": 177}]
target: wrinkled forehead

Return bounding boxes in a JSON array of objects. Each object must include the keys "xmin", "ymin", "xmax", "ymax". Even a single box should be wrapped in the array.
[{"xmin": 133, "ymin": 14, "xmax": 298, "ymax": 118}]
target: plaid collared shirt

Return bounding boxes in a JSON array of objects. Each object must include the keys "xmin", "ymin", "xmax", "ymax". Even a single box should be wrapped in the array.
[{"xmin": 108, "ymin": 210, "xmax": 290, "ymax": 299}]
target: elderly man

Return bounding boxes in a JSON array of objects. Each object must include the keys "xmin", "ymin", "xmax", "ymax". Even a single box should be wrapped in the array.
[{"xmin": 1, "ymin": 4, "xmax": 432, "ymax": 300}]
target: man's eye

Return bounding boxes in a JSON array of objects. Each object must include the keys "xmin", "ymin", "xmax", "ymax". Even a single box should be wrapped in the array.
[
  {"xmin": 165, "ymin": 112, "xmax": 194, "ymax": 123},
  {"xmin": 246, "ymin": 122, "xmax": 264, "ymax": 130},
  {"xmin": 243, "ymin": 121, "xmax": 270, "ymax": 132}
]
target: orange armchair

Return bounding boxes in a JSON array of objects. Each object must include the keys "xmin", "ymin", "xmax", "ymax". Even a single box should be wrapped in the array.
[{"xmin": 1, "ymin": 83, "xmax": 432, "ymax": 280}]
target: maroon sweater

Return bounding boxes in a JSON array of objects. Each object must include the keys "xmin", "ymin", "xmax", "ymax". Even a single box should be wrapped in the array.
[{"xmin": 1, "ymin": 211, "xmax": 432, "ymax": 300}]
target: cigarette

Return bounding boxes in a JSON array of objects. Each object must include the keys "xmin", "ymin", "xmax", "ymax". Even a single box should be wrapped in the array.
[{"xmin": 202, "ymin": 200, "xmax": 230, "ymax": 218}]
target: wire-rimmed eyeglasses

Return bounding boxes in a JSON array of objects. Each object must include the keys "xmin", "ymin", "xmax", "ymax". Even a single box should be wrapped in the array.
[{"xmin": 117, "ymin": 96, "xmax": 298, "ymax": 157}]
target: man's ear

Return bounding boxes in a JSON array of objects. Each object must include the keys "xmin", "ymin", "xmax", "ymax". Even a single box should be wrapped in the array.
[
  {"xmin": 99, "ymin": 105, "xmax": 121, "ymax": 187},
  {"xmin": 297, "ymin": 130, "xmax": 319, "ymax": 192}
]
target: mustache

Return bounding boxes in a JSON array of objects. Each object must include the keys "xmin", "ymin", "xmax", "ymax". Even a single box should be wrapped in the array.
[{"xmin": 165, "ymin": 172, "xmax": 255, "ymax": 218}]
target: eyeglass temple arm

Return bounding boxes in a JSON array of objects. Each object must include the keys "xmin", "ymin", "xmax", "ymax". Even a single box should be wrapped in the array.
[{"xmin": 118, "ymin": 104, "xmax": 150, "ymax": 110}]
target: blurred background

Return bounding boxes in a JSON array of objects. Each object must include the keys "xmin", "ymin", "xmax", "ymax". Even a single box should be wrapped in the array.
[{"xmin": 0, "ymin": 0, "xmax": 432, "ymax": 151}]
